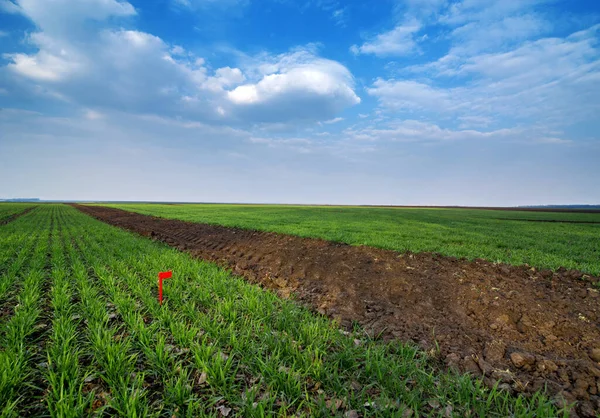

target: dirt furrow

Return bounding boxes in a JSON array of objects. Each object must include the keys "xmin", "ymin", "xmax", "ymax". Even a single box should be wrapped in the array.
[{"xmin": 73, "ymin": 204, "xmax": 600, "ymax": 416}]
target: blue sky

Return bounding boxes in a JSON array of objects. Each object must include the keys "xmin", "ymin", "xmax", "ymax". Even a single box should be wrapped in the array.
[{"xmin": 0, "ymin": 0, "xmax": 599, "ymax": 205}]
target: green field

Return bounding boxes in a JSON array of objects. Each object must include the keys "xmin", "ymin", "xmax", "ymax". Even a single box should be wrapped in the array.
[
  {"xmin": 0, "ymin": 205, "xmax": 565, "ymax": 417},
  {"xmin": 0, "ymin": 203, "xmax": 36, "ymax": 223},
  {"xmin": 100, "ymin": 204, "xmax": 600, "ymax": 275}
]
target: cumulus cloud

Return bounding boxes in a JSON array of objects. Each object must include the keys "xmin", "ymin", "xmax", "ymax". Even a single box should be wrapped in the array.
[
  {"xmin": 9, "ymin": 0, "xmax": 135, "ymax": 37},
  {"xmin": 228, "ymin": 63, "xmax": 358, "ymax": 106},
  {"xmin": 202, "ymin": 67, "xmax": 245, "ymax": 92},
  {"xmin": 226, "ymin": 49, "xmax": 360, "ymax": 122},
  {"xmin": 351, "ymin": 19, "xmax": 422, "ymax": 56},
  {"xmin": 2, "ymin": 0, "xmax": 359, "ymax": 125},
  {"xmin": 4, "ymin": 25, "xmax": 217, "ymax": 118},
  {"xmin": 5, "ymin": 50, "xmax": 81, "ymax": 81}
]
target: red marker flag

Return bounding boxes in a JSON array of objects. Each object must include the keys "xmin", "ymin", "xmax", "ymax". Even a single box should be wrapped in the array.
[{"xmin": 158, "ymin": 271, "xmax": 172, "ymax": 305}]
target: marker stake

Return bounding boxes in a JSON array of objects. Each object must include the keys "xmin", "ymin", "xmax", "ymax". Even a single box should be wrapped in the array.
[{"xmin": 158, "ymin": 271, "xmax": 172, "ymax": 305}]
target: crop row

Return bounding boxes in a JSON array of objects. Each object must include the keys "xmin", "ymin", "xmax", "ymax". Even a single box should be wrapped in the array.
[
  {"xmin": 0, "ymin": 203, "xmax": 37, "ymax": 223},
  {"xmin": 0, "ymin": 205, "xmax": 566, "ymax": 417}
]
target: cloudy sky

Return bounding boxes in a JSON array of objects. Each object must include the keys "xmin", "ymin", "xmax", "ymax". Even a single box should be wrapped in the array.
[{"xmin": 0, "ymin": 0, "xmax": 599, "ymax": 205}]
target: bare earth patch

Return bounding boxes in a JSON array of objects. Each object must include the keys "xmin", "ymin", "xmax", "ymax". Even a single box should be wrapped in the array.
[{"xmin": 75, "ymin": 204, "xmax": 600, "ymax": 417}]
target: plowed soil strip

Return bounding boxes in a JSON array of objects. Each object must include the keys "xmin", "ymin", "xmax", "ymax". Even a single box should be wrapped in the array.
[
  {"xmin": 0, "ymin": 206, "xmax": 36, "ymax": 226},
  {"xmin": 75, "ymin": 204, "xmax": 600, "ymax": 415}
]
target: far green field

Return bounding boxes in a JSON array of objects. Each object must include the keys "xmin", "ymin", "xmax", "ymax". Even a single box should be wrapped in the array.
[{"xmin": 98, "ymin": 204, "xmax": 600, "ymax": 276}]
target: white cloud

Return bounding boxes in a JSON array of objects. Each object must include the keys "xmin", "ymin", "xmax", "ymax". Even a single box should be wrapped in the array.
[
  {"xmin": 170, "ymin": 45, "xmax": 186, "ymax": 56},
  {"xmin": 374, "ymin": 25, "xmax": 600, "ymax": 128},
  {"xmin": 331, "ymin": 8, "xmax": 347, "ymax": 27},
  {"xmin": 411, "ymin": 0, "xmax": 557, "ymax": 66},
  {"xmin": 440, "ymin": 0, "xmax": 552, "ymax": 26},
  {"xmin": 457, "ymin": 27, "xmax": 599, "ymax": 81},
  {"xmin": 459, "ymin": 26, "xmax": 600, "ymax": 122},
  {"xmin": 246, "ymin": 132, "xmax": 377, "ymax": 158},
  {"xmin": 0, "ymin": 30, "xmax": 8, "ymax": 37},
  {"xmin": 248, "ymin": 136, "xmax": 316, "ymax": 154},
  {"xmin": 535, "ymin": 137, "xmax": 572, "ymax": 144},
  {"xmin": 10, "ymin": 0, "xmax": 135, "ymax": 37},
  {"xmin": 382, "ymin": 0, "xmax": 556, "ymax": 66},
  {"xmin": 5, "ymin": 50, "xmax": 82, "ymax": 81},
  {"xmin": 401, "ymin": 0, "xmax": 447, "ymax": 16},
  {"xmin": 2, "ymin": 0, "xmax": 358, "ymax": 125},
  {"xmin": 366, "ymin": 79, "xmax": 451, "ymax": 111},
  {"xmin": 249, "ymin": 136, "xmax": 311, "ymax": 146},
  {"xmin": 3, "ymin": 3, "xmax": 217, "ymax": 116},
  {"xmin": 323, "ymin": 117, "xmax": 343, "ymax": 124},
  {"xmin": 351, "ymin": 19, "xmax": 422, "ymax": 57},
  {"xmin": 172, "ymin": 0, "xmax": 248, "ymax": 11},
  {"xmin": 0, "ymin": 0, "xmax": 21, "ymax": 13},
  {"xmin": 226, "ymin": 49, "xmax": 360, "ymax": 122},
  {"xmin": 450, "ymin": 14, "xmax": 551, "ymax": 55},
  {"xmin": 458, "ymin": 115, "xmax": 492, "ymax": 129},
  {"xmin": 84, "ymin": 109, "xmax": 104, "ymax": 120},
  {"xmin": 228, "ymin": 64, "xmax": 358, "ymax": 106},
  {"xmin": 203, "ymin": 67, "xmax": 245, "ymax": 92},
  {"xmin": 342, "ymin": 119, "xmax": 573, "ymax": 146},
  {"xmin": 344, "ymin": 120, "xmax": 488, "ymax": 142}
]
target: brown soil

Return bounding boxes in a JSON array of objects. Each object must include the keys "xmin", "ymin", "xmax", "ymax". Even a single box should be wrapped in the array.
[
  {"xmin": 74, "ymin": 204, "xmax": 600, "ymax": 417},
  {"xmin": 0, "ymin": 206, "xmax": 36, "ymax": 225}
]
